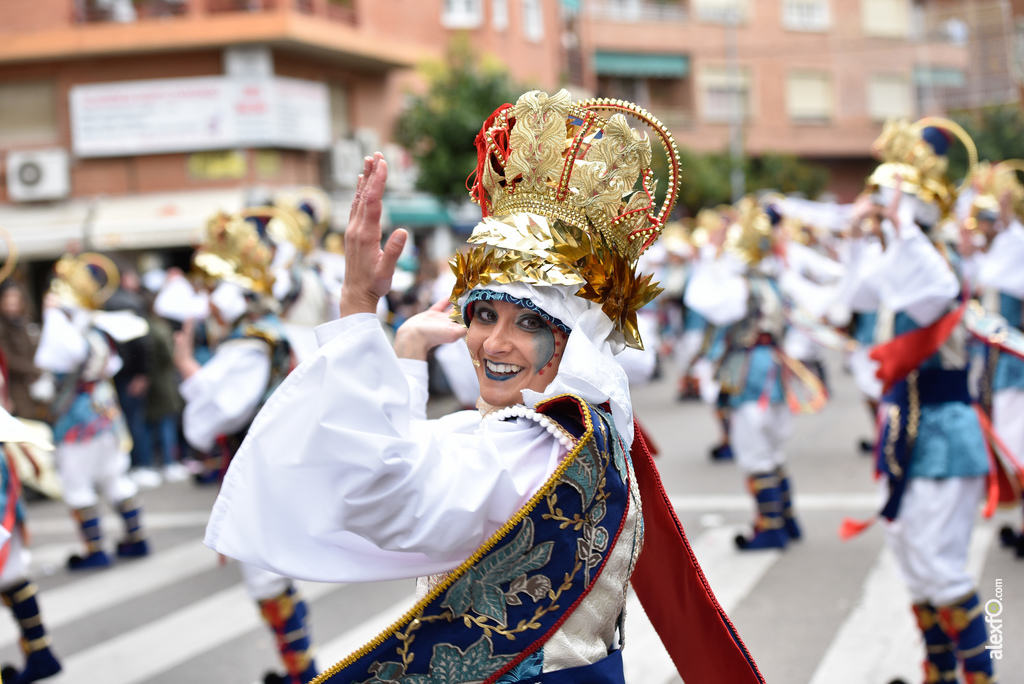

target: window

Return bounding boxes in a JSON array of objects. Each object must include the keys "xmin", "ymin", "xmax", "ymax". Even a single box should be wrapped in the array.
[
  {"xmin": 442, "ymin": 0, "xmax": 483, "ymax": 28},
  {"xmin": 867, "ymin": 73, "xmax": 912, "ymax": 121},
  {"xmin": 693, "ymin": 0, "xmax": 748, "ymax": 24},
  {"xmin": 782, "ymin": 0, "xmax": 828, "ymax": 32},
  {"xmin": 701, "ymin": 65, "xmax": 752, "ymax": 122},
  {"xmin": 786, "ymin": 71, "xmax": 832, "ymax": 121},
  {"xmin": 862, "ymin": 0, "xmax": 909, "ymax": 38},
  {"xmin": 328, "ymin": 83, "xmax": 350, "ymax": 140},
  {"xmin": 492, "ymin": 0, "xmax": 508, "ymax": 30},
  {"xmin": 522, "ymin": 0, "xmax": 543, "ymax": 41},
  {"xmin": 0, "ymin": 80, "xmax": 57, "ymax": 146}
]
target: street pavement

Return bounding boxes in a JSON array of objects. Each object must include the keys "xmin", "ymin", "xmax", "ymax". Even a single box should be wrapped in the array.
[{"xmin": 3, "ymin": 354, "xmax": 1022, "ymax": 684}]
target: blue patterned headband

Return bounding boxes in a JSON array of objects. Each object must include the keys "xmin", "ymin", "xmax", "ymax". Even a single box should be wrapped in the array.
[{"xmin": 463, "ymin": 289, "xmax": 573, "ymax": 335}]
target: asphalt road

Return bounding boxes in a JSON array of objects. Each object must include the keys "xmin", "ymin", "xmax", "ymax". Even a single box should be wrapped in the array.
[{"xmin": 4, "ymin": 353, "xmax": 1021, "ymax": 684}]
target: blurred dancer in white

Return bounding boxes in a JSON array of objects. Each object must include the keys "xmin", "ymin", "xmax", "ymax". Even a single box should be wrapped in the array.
[
  {"xmin": 32, "ymin": 254, "xmax": 150, "ymax": 570},
  {"xmin": 173, "ymin": 210, "xmax": 318, "ymax": 684}
]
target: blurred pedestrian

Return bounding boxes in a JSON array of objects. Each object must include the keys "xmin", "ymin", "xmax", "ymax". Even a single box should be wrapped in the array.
[{"xmin": 0, "ymin": 282, "xmax": 44, "ymax": 421}]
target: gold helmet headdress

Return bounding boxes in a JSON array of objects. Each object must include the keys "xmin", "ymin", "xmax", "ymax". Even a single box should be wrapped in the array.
[
  {"xmin": 866, "ymin": 117, "xmax": 978, "ymax": 220},
  {"xmin": 451, "ymin": 89, "xmax": 682, "ymax": 349},
  {"xmin": 724, "ymin": 196, "xmax": 775, "ymax": 265},
  {"xmin": 50, "ymin": 252, "xmax": 120, "ymax": 310},
  {"xmin": 192, "ymin": 206, "xmax": 302, "ymax": 295},
  {"xmin": 276, "ymin": 186, "xmax": 333, "ymax": 253},
  {"xmin": 966, "ymin": 160, "xmax": 1024, "ymax": 229}
]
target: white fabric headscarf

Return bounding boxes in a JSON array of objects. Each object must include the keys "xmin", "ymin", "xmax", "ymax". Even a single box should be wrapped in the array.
[{"xmin": 459, "ymin": 280, "xmax": 635, "ymax": 445}]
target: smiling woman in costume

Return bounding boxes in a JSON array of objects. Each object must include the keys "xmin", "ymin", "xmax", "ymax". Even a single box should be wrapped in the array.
[{"xmin": 205, "ymin": 90, "xmax": 763, "ymax": 684}]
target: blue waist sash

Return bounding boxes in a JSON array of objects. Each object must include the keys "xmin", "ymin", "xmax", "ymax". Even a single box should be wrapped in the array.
[{"xmin": 878, "ymin": 368, "xmax": 971, "ymax": 521}]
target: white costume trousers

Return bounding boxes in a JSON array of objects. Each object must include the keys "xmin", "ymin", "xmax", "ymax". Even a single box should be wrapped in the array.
[
  {"xmin": 56, "ymin": 431, "xmax": 137, "ymax": 509},
  {"xmin": 882, "ymin": 476, "xmax": 985, "ymax": 605},
  {"xmin": 240, "ymin": 561, "xmax": 293, "ymax": 602},
  {"xmin": 0, "ymin": 529, "xmax": 31, "ymax": 589},
  {"xmin": 993, "ymin": 388, "xmax": 1024, "ymax": 463},
  {"xmin": 729, "ymin": 402, "xmax": 793, "ymax": 474}
]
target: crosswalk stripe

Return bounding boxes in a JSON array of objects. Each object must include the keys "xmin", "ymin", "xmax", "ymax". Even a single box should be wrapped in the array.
[
  {"xmin": 670, "ymin": 493, "xmax": 878, "ymax": 512},
  {"xmin": 42, "ymin": 577, "xmax": 342, "ymax": 684},
  {"xmin": 622, "ymin": 524, "xmax": 782, "ymax": 684},
  {"xmin": 808, "ymin": 522, "xmax": 996, "ymax": 684},
  {"xmin": 27, "ymin": 510, "xmax": 212, "ymax": 537},
  {"xmin": 0, "ymin": 540, "xmax": 221, "ymax": 650}
]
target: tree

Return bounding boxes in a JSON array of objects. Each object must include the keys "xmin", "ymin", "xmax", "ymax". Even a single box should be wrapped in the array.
[
  {"xmin": 394, "ymin": 40, "xmax": 524, "ymax": 203},
  {"xmin": 947, "ymin": 105, "xmax": 1024, "ymax": 182}
]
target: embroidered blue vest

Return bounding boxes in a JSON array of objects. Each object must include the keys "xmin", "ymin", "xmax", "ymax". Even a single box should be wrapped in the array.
[{"xmin": 314, "ymin": 395, "xmax": 633, "ymax": 684}]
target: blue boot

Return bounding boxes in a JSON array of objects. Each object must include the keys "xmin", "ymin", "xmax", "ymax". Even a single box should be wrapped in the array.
[
  {"xmin": 67, "ymin": 506, "xmax": 111, "ymax": 571},
  {"xmin": 937, "ymin": 590, "xmax": 995, "ymax": 683},
  {"xmin": 115, "ymin": 497, "xmax": 150, "ymax": 559},
  {"xmin": 1, "ymin": 581, "xmax": 62, "ymax": 683},
  {"xmin": 776, "ymin": 466, "xmax": 802, "ymax": 541},
  {"xmin": 258, "ymin": 585, "xmax": 318, "ymax": 684},
  {"xmin": 912, "ymin": 602, "xmax": 957, "ymax": 684},
  {"xmin": 735, "ymin": 472, "xmax": 788, "ymax": 551}
]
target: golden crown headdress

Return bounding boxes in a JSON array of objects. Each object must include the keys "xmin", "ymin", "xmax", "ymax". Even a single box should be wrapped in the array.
[
  {"xmin": 866, "ymin": 117, "xmax": 978, "ymax": 219},
  {"xmin": 966, "ymin": 160, "xmax": 1024, "ymax": 228},
  {"xmin": 276, "ymin": 186, "xmax": 333, "ymax": 253},
  {"xmin": 451, "ymin": 89, "xmax": 681, "ymax": 349},
  {"xmin": 50, "ymin": 252, "xmax": 120, "ymax": 310},
  {"xmin": 193, "ymin": 207, "xmax": 302, "ymax": 295},
  {"xmin": 724, "ymin": 196, "xmax": 775, "ymax": 265}
]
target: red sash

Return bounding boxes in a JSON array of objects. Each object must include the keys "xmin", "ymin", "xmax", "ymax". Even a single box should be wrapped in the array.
[
  {"xmin": 629, "ymin": 422, "xmax": 765, "ymax": 683},
  {"xmin": 869, "ymin": 301, "xmax": 966, "ymax": 394}
]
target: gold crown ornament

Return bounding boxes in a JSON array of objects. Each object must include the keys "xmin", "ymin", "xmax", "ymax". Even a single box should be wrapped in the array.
[
  {"xmin": 192, "ymin": 206, "xmax": 301, "ymax": 295},
  {"xmin": 724, "ymin": 196, "xmax": 775, "ymax": 265},
  {"xmin": 276, "ymin": 186, "xmax": 333, "ymax": 253},
  {"xmin": 452, "ymin": 89, "xmax": 682, "ymax": 350},
  {"xmin": 965, "ymin": 160, "xmax": 1024, "ymax": 229},
  {"xmin": 50, "ymin": 253, "xmax": 120, "ymax": 310},
  {"xmin": 866, "ymin": 117, "xmax": 978, "ymax": 219}
]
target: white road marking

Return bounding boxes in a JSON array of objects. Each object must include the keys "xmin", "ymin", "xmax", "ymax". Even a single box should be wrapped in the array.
[
  {"xmin": 0, "ymin": 540, "xmax": 222, "ymax": 649},
  {"xmin": 808, "ymin": 523, "xmax": 996, "ymax": 684},
  {"xmin": 670, "ymin": 493, "xmax": 879, "ymax": 512},
  {"xmin": 41, "ymin": 578, "xmax": 342, "ymax": 684}
]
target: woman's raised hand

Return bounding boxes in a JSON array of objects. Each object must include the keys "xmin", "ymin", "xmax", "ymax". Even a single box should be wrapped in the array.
[
  {"xmin": 339, "ymin": 153, "xmax": 409, "ymax": 318},
  {"xmin": 393, "ymin": 299, "xmax": 468, "ymax": 361}
]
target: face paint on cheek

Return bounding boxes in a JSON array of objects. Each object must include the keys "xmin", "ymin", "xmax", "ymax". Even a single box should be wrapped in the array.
[{"xmin": 531, "ymin": 325, "xmax": 556, "ymax": 375}]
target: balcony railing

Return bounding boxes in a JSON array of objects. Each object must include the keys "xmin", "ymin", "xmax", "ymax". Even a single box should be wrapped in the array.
[
  {"xmin": 588, "ymin": 0, "xmax": 689, "ymax": 23},
  {"xmin": 73, "ymin": 0, "xmax": 356, "ymax": 25}
]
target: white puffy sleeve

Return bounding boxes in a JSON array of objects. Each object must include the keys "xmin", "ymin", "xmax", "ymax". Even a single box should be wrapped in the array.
[
  {"xmin": 875, "ymin": 224, "xmax": 960, "ymax": 326},
  {"xmin": 33, "ymin": 308, "xmax": 89, "ymax": 374},
  {"xmin": 684, "ymin": 249, "xmax": 749, "ymax": 327},
  {"xmin": 204, "ymin": 313, "xmax": 563, "ymax": 583},
  {"xmin": 978, "ymin": 221, "xmax": 1024, "ymax": 299},
  {"xmin": 179, "ymin": 339, "xmax": 271, "ymax": 453}
]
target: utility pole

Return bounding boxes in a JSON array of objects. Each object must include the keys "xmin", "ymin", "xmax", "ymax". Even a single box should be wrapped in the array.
[{"xmin": 726, "ymin": 6, "xmax": 745, "ymax": 202}]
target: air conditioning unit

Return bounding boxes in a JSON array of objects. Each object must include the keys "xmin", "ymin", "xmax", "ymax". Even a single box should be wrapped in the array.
[{"xmin": 6, "ymin": 149, "xmax": 71, "ymax": 202}]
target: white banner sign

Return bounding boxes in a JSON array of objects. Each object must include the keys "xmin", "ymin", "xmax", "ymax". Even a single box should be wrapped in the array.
[{"xmin": 70, "ymin": 76, "xmax": 330, "ymax": 158}]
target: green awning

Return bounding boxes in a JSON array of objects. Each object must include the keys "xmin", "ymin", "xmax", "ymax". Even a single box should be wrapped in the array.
[
  {"xmin": 594, "ymin": 51, "xmax": 689, "ymax": 78},
  {"xmin": 383, "ymin": 194, "xmax": 450, "ymax": 227},
  {"xmin": 914, "ymin": 66, "xmax": 966, "ymax": 88}
]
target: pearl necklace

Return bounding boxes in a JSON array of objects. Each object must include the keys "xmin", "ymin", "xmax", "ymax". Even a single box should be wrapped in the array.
[{"xmin": 482, "ymin": 404, "xmax": 575, "ymax": 450}]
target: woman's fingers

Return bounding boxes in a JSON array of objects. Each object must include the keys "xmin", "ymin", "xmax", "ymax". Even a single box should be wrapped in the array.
[{"xmin": 429, "ymin": 298, "xmax": 453, "ymax": 313}]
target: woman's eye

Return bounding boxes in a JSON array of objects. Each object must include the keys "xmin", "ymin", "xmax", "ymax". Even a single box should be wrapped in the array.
[
  {"xmin": 518, "ymin": 315, "xmax": 543, "ymax": 331},
  {"xmin": 476, "ymin": 307, "xmax": 497, "ymax": 322}
]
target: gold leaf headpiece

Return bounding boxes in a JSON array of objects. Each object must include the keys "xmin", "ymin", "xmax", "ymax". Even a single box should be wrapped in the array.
[
  {"xmin": 724, "ymin": 197, "xmax": 775, "ymax": 265},
  {"xmin": 50, "ymin": 252, "xmax": 120, "ymax": 310},
  {"xmin": 453, "ymin": 90, "xmax": 681, "ymax": 349},
  {"xmin": 193, "ymin": 207, "xmax": 300, "ymax": 295},
  {"xmin": 966, "ymin": 160, "xmax": 1024, "ymax": 228},
  {"xmin": 276, "ymin": 186, "xmax": 333, "ymax": 253},
  {"xmin": 866, "ymin": 117, "xmax": 978, "ymax": 219}
]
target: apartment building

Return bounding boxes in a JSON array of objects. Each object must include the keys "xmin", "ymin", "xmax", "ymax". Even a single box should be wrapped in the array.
[
  {"xmin": 0, "ymin": 0, "xmax": 564, "ymax": 264},
  {"xmin": 579, "ymin": 0, "xmax": 1020, "ymax": 200}
]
